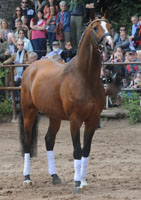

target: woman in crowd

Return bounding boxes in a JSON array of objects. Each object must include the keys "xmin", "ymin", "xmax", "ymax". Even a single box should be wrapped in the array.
[
  {"xmin": 56, "ymin": 1, "xmax": 71, "ymax": 49},
  {"xmin": 44, "ymin": 0, "xmax": 59, "ymax": 20},
  {"xmin": 21, "ymin": 15, "xmax": 31, "ymax": 39},
  {"xmin": 30, "ymin": 9, "xmax": 46, "ymax": 59},
  {"xmin": 18, "ymin": 28, "xmax": 33, "ymax": 52},
  {"xmin": 0, "ymin": 19, "xmax": 11, "ymax": 40},
  {"xmin": 11, "ymin": 7, "xmax": 23, "ymax": 31},
  {"xmin": 46, "ymin": 6, "xmax": 57, "ymax": 51}
]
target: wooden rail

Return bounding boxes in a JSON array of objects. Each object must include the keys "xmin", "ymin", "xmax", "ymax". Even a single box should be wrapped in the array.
[{"xmin": 0, "ymin": 62, "xmax": 141, "ymax": 122}]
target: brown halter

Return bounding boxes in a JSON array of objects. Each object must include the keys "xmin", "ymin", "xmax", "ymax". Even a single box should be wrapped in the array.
[{"xmin": 90, "ymin": 19, "xmax": 112, "ymax": 52}]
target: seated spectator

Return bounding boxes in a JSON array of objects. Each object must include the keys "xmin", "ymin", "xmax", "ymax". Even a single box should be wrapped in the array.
[
  {"xmin": 46, "ymin": 5, "xmax": 57, "ymax": 51},
  {"xmin": 45, "ymin": 40, "xmax": 63, "ymax": 59},
  {"xmin": 115, "ymin": 31, "xmax": 130, "ymax": 53},
  {"xmin": 3, "ymin": 39, "xmax": 30, "ymax": 83},
  {"xmin": 0, "ymin": 33, "xmax": 17, "ymax": 62},
  {"xmin": 111, "ymin": 27, "xmax": 119, "ymax": 47},
  {"xmin": 14, "ymin": 19, "xmax": 24, "ymax": 39},
  {"xmin": 28, "ymin": 51, "xmax": 38, "ymax": 63},
  {"xmin": 0, "ymin": 19, "xmax": 11, "ymax": 40},
  {"xmin": 129, "ymin": 15, "xmax": 139, "ymax": 50},
  {"xmin": 21, "ymin": 15, "xmax": 30, "ymax": 39},
  {"xmin": 30, "ymin": 9, "xmax": 46, "ymax": 59},
  {"xmin": 129, "ymin": 72, "xmax": 141, "ymax": 88},
  {"xmin": 0, "ymin": 30, "xmax": 6, "ymax": 44},
  {"xmin": 129, "ymin": 18, "xmax": 141, "ymax": 51},
  {"xmin": 18, "ymin": 28, "xmax": 33, "ymax": 52},
  {"xmin": 136, "ymin": 50, "xmax": 141, "ymax": 73},
  {"xmin": 56, "ymin": 1, "xmax": 71, "ymax": 50},
  {"xmin": 11, "ymin": 7, "xmax": 23, "ymax": 31},
  {"xmin": 125, "ymin": 50, "xmax": 138, "ymax": 76},
  {"xmin": 109, "ymin": 51, "xmax": 123, "ymax": 63},
  {"xmin": 61, "ymin": 41, "xmax": 76, "ymax": 62}
]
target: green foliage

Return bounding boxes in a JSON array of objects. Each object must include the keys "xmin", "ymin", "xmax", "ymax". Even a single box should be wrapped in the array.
[
  {"xmin": 0, "ymin": 68, "xmax": 9, "ymax": 86},
  {"xmin": 0, "ymin": 99, "xmax": 12, "ymax": 118},
  {"xmin": 122, "ymin": 92, "xmax": 141, "ymax": 124}
]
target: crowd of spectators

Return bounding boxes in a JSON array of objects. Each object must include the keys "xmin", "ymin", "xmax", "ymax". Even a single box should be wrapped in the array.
[{"xmin": 0, "ymin": 0, "xmax": 141, "ymax": 101}]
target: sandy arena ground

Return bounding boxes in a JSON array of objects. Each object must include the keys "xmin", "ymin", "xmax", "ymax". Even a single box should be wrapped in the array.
[{"xmin": 0, "ymin": 116, "xmax": 141, "ymax": 200}]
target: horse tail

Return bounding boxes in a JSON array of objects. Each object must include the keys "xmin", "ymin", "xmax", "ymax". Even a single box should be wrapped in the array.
[{"xmin": 19, "ymin": 111, "xmax": 39, "ymax": 157}]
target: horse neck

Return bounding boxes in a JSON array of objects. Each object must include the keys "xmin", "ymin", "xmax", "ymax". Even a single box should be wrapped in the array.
[{"xmin": 77, "ymin": 31, "xmax": 101, "ymax": 88}]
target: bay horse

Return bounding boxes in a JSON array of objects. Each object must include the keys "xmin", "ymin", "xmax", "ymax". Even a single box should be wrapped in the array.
[{"xmin": 19, "ymin": 16, "xmax": 113, "ymax": 193}]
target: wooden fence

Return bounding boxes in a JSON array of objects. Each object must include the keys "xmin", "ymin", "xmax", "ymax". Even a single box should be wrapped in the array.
[{"xmin": 0, "ymin": 62, "xmax": 141, "ymax": 122}]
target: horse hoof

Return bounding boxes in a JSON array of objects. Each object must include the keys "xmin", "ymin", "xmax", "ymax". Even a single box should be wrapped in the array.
[
  {"xmin": 74, "ymin": 181, "xmax": 81, "ymax": 194},
  {"xmin": 52, "ymin": 174, "xmax": 62, "ymax": 185},
  {"xmin": 23, "ymin": 175, "xmax": 32, "ymax": 187},
  {"xmin": 80, "ymin": 178, "xmax": 88, "ymax": 188}
]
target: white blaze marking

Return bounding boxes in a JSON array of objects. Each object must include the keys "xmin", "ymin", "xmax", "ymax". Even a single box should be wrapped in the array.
[{"xmin": 101, "ymin": 21, "xmax": 113, "ymax": 45}]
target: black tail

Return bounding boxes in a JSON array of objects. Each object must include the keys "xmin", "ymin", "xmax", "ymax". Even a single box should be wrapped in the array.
[{"xmin": 19, "ymin": 112, "xmax": 39, "ymax": 157}]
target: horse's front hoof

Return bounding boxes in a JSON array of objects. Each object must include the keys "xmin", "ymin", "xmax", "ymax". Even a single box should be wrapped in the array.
[
  {"xmin": 74, "ymin": 181, "xmax": 81, "ymax": 194},
  {"xmin": 23, "ymin": 175, "xmax": 32, "ymax": 187},
  {"xmin": 80, "ymin": 178, "xmax": 88, "ymax": 188},
  {"xmin": 52, "ymin": 174, "xmax": 62, "ymax": 185}
]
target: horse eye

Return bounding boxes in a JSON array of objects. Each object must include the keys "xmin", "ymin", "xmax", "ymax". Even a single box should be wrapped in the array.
[{"xmin": 94, "ymin": 26, "xmax": 98, "ymax": 32}]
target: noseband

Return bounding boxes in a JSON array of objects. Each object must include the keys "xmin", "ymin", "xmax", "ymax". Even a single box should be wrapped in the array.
[{"xmin": 90, "ymin": 19, "xmax": 112, "ymax": 52}]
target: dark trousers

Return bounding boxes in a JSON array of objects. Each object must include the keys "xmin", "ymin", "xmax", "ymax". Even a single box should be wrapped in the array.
[
  {"xmin": 31, "ymin": 38, "xmax": 46, "ymax": 59},
  {"xmin": 47, "ymin": 32, "xmax": 56, "ymax": 51}
]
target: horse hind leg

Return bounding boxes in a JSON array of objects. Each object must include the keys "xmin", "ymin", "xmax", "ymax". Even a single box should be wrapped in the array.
[
  {"xmin": 19, "ymin": 105, "xmax": 38, "ymax": 186},
  {"xmin": 45, "ymin": 117, "xmax": 61, "ymax": 185}
]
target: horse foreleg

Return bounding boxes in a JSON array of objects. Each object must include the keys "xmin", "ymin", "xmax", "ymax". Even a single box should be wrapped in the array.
[
  {"xmin": 45, "ymin": 117, "xmax": 61, "ymax": 185},
  {"xmin": 20, "ymin": 107, "xmax": 38, "ymax": 186},
  {"xmin": 81, "ymin": 118, "xmax": 99, "ymax": 188},
  {"xmin": 70, "ymin": 117, "xmax": 82, "ymax": 193}
]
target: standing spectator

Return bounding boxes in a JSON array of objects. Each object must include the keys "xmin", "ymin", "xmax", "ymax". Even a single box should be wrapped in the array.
[
  {"xmin": 85, "ymin": 0, "xmax": 102, "ymax": 22},
  {"xmin": 46, "ymin": 6, "xmax": 57, "ymax": 51},
  {"xmin": 11, "ymin": 7, "xmax": 23, "ymax": 31},
  {"xmin": 56, "ymin": 1, "xmax": 71, "ymax": 50},
  {"xmin": 21, "ymin": 15, "xmax": 31, "ymax": 39},
  {"xmin": 44, "ymin": 0, "xmax": 59, "ymax": 20},
  {"xmin": 69, "ymin": 0, "xmax": 85, "ymax": 50},
  {"xmin": 18, "ymin": 28, "xmax": 33, "ymax": 52},
  {"xmin": 30, "ymin": 9, "xmax": 46, "ymax": 59},
  {"xmin": 21, "ymin": 0, "xmax": 35, "ymax": 27},
  {"xmin": 0, "ymin": 19, "xmax": 11, "ymax": 40},
  {"xmin": 125, "ymin": 51, "xmax": 138, "ymax": 76}
]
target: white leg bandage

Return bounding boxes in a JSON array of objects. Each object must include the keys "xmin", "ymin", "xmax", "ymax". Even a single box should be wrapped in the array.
[
  {"xmin": 74, "ymin": 159, "xmax": 81, "ymax": 181},
  {"xmin": 47, "ymin": 151, "xmax": 57, "ymax": 175},
  {"xmin": 81, "ymin": 157, "xmax": 89, "ymax": 178},
  {"xmin": 23, "ymin": 153, "xmax": 30, "ymax": 176}
]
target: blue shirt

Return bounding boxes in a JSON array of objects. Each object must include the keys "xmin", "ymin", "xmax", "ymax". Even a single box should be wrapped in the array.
[{"xmin": 132, "ymin": 22, "xmax": 139, "ymax": 36}]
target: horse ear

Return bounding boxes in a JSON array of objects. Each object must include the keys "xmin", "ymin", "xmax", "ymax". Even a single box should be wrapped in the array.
[{"xmin": 103, "ymin": 11, "xmax": 108, "ymax": 19}]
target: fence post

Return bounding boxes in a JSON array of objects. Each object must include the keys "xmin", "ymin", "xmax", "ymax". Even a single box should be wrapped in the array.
[{"xmin": 10, "ymin": 66, "xmax": 17, "ymax": 122}]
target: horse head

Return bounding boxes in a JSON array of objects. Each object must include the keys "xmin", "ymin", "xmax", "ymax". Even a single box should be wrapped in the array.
[{"xmin": 89, "ymin": 16, "xmax": 113, "ymax": 53}]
